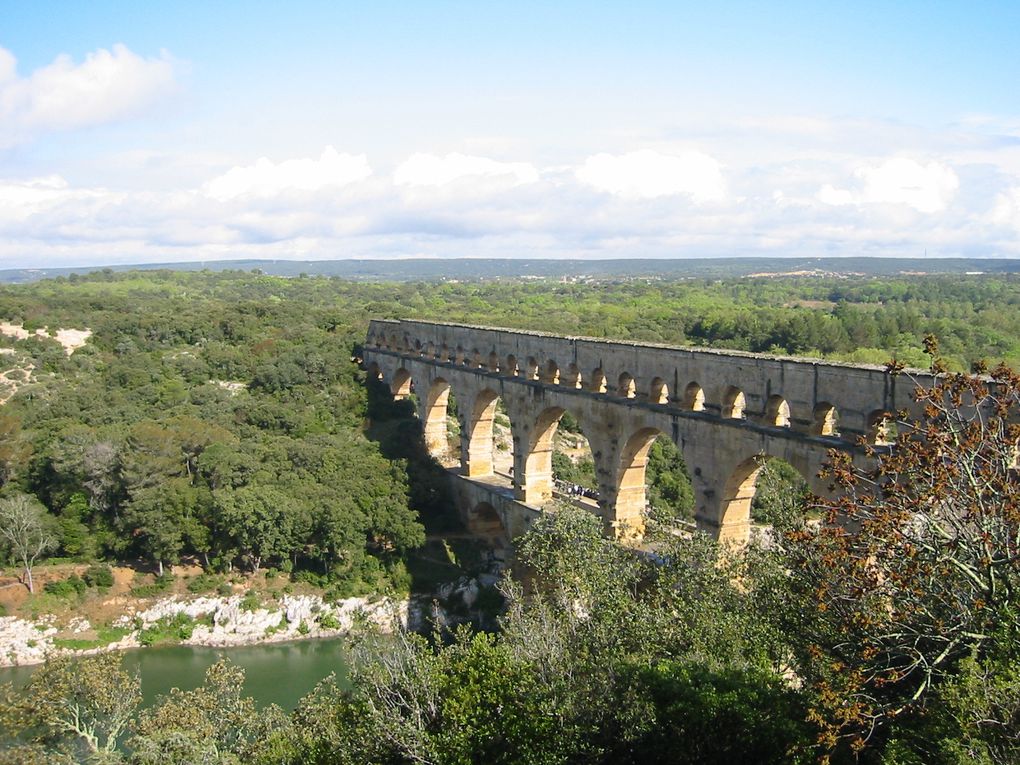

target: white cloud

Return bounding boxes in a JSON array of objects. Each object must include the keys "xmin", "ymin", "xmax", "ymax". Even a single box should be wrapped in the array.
[
  {"xmin": 394, "ymin": 152, "xmax": 539, "ymax": 187},
  {"xmin": 819, "ymin": 157, "xmax": 959, "ymax": 213},
  {"xmin": 0, "ymin": 44, "xmax": 176, "ymax": 146},
  {"xmin": 203, "ymin": 147, "xmax": 372, "ymax": 200},
  {"xmin": 575, "ymin": 149, "xmax": 725, "ymax": 202},
  {"xmin": 0, "ymin": 175, "xmax": 117, "ymax": 223},
  {"xmin": 991, "ymin": 187, "xmax": 1020, "ymax": 232}
]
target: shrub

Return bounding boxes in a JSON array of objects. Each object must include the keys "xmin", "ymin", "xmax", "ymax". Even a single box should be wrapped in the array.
[
  {"xmin": 318, "ymin": 612, "xmax": 341, "ymax": 630},
  {"xmin": 216, "ymin": 582, "xmax": 234, "ymax": 596},
  {"xmin": 138, "ymin": 613, "xmax": 195, "ymax": 646},
  {"xmin": 44, "ymin": 574, "xmax": 87, "ymax": 597},
  {"xmin": 186, "ymin": 573, "xmax": 222, "ymax": 594},
  {"xmin": 239, "ymin": 591, "xmax": 262, "ymax": 612},
  {"xmin": 297, "ymin": 620, "xmax": 310, "ymax": 635},
  {"xmin": 83, "ymin": 564, "xmax": 115, "ymax": 589},
  {"xmin": 130, "ymin": 573, "xmax": 175, "ymax": 598}
]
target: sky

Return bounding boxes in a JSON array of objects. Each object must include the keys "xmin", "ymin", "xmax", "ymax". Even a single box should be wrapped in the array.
[{"xmin": 1, "ymin": 0, "xmax": 1020, "ymax": 268}]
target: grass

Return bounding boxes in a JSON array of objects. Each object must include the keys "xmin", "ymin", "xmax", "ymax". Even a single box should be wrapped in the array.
[{"xmin": 52, "ymin": 625, "xmax": 130, "ymax": 651}]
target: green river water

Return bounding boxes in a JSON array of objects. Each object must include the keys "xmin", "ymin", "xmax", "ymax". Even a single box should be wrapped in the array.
[{"xmin": 0, "ymin": 637, "xmax": 351, "ymax": 710}]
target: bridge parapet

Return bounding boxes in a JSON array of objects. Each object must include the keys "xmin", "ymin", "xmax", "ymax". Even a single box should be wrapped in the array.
[{"xmin": 367, "ymin": 318, "xmax": 931, "ymax": 440}]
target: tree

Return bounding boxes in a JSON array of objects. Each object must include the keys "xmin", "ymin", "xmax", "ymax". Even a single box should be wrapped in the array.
[
  {"xmin": 20, "ymin": 653, "xmax": 140, "ymax": 761},
  {"xmin": 0, "ymin": 493, "xmax": 56, "ymax": 593},
  {"xmin": 215, "ymin": 484, "xmax": 296, "ymax": 572},
  {"xmin": 130, "ymin": 659, "xmax": 286, "ymax": 765},
  {"xmin": 783, "ymin": 344, "xmax": 1020, "ymax": 756}
]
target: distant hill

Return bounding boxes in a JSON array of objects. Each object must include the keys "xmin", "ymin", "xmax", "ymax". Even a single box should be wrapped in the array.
[{"xmin": 3, "ymin": 257, "xmax": 1020, "ymax": 283}]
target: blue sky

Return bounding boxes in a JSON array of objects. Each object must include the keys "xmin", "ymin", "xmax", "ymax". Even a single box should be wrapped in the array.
[{"xmin": 1, "ymin": 1, "xmax": 1019, "ymax": 267}]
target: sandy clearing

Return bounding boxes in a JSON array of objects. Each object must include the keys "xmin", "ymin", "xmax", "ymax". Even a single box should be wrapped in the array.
[{"xmin": 0, "ymin": 322, "xmax": 92, "ymax": 355}]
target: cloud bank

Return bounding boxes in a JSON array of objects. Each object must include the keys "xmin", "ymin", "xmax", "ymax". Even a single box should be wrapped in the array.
[{"xmin": 2, "ymin": 120, "xmax": 1019, "ymax": 266}]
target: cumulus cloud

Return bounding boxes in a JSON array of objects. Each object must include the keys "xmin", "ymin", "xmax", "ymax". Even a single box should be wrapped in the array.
[
  {"xmin": 394, "ymin": 152, "xmax": 539, "ymax": 187},
  {"xmin": 819, "ymin": 157, "xmax": 959, "ymax": 213},
  {"xmin": 991, "ymin": 187, "xmax": 1020, "ymax": 232},
  {"xmin": 0, "ymin": 175, "xmax": 117, "ymax": 223},
  {"xmin": 0, "ymin": 44, "xmax": 176, "ymax": 147},
  {"xmin": 575, "ymin": 149, "xmax": 725, "ymax": 202},
  {"xmin": 203, "ymin": 147, "xmax": 372, "ymax": 200}
]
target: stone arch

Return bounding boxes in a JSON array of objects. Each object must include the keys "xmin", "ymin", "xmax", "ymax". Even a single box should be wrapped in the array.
[
  {"xmin": 439, "ymin": 344, "xmax": 450, "ymax": 362},
  {"xmin": 388, "ymin": 334, "xmax": 398, "ymax": 350},
  {"xmin": 543, "ymin": 359, "xmax": 560, "ymax": 385},
  {"xmin": 563, "ymin": 363, "xmax": 582, "ymax": 389},
  {"xmin": 590, "ymin": 368, "xmax": 608, "ymax": 393},
  {"xmin": 365, "ymin": 361, "xmax": 383, "ymax": 382},
  {"xmin": 519, "ymin": 405, "xmax": 566, "ymax": 504},
  {"xmin": 718, "ymin": 454, "xmax": 812, "ymax": 547},
  {"xmin": 867, "ymin": 410, "xmax": 893, "ymax": 445},
  {"xmin": 812, "ymin": 402, "xmax": 839, "ymax": 436},
  {"xmin": 765, "ymin": 395, "xmax": 791, "ymax": 427},
  {"xmin": 426, "ymin": 341, "xmax": 436, "ymax": 358},
  {"xmin": 401, "ymin": 335, "xmax": 411, "ymax": 352},
  {"xmin": 618, "ymin": 372, "xmax": 636, "ymax": 399},
  {"xmin": 722, "ymin": 386, "xmax": 746, "ymax": 419},
  {"xmin": 390, "ymin": 368, "xmax": 413, "ymax": 399},
  {"xmin": 423, "ymin": 378, "xmax": 452, "ymax": 458},
  {"xmin": 650, "ymin": 377, "xmax": 669, "ymax": 405},
  {"xmin": 614, "ymin": 427, "xmax": 663, "ymax": 539},
  {"xmin": 414, "ymin": 340, "xmax": 423, "ymax": 355},
  {"xmin": 684, "ymin": 382, "xmax": 706, "ymax": 411},
  {"xmin": 467, "ymin": 502, "xmax": 508, "ymax": 549},
  {"xmin": 463, "ymin": 388, "xmax": 502, "ymax": 477},
  {"xmin": 488, "ymin": 352, "xmax": 500, "ymax": 373},
  {"xmin": 525, "ymin": 357, "xmax": 540, "ymax": 380},
  {"xmin": 454, "ymin": 346, "xmax": 466, "ymax": 365},
  {"xmin": 471, "ymin": 350, "xmax": 483, "ymax": 369},
  {"xmin": 505, "ymin": 354, "xmax": 519, "ymax": 377}
]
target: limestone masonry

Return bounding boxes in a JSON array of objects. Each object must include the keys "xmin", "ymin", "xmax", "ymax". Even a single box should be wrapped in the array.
[{"xmin": 363, "ymin": 319, "xmax": 933, "ymax": 546}]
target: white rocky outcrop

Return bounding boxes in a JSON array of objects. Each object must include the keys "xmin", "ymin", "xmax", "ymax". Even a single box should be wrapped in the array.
[
  {"xmin": 1, "ymin": 591, "xmax": 415, "ymax": 666},
  {"xmin": 0, "ymin": 616, "xmax": 57, "ymax": 666}
]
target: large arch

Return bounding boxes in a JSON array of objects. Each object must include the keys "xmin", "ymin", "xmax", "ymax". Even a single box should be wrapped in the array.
[
  {"xmin": 423, "ymin": 378, "xmax": 452, "ymax": 458},
  {"xmin": 614, "ymin": 426, "xmax": 663, "ymax": 538},
  {"xmin": 517, "ymin": 405, "xmax": 566, "ymax": 504},
  {"xmin": 717, "ymin": 453, "xmax": 812, "ymax": 547},
  {"xmin": 463, "ymin": 388, "xmax": 502, "ymax": 477}
]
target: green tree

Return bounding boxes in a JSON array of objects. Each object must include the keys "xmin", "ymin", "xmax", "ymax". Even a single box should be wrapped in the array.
[{"xmin": 215, "ymin": 484, "xmax": 296, "ymax": 572}]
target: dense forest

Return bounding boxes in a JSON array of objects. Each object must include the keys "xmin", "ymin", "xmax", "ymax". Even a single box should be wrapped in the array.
[{"xmin": 3, "ymin": 269, "xmax": 1020, "ymax": 763}]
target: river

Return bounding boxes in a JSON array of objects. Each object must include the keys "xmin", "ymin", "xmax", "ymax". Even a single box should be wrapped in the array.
[{"xmin": 0, "ymin": 637, "xmax": 351, "ymax": 710}]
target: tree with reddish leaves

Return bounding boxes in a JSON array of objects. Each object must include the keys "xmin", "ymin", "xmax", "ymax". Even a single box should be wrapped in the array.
[{"xmin": 784, "ymin": 337, "xmax": 1020, "ymax": 760}]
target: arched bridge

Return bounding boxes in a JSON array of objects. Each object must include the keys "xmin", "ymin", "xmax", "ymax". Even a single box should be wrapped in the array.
[{"xmin": 363, "ymin": 319, "xmax": 932, "ymax": 546}]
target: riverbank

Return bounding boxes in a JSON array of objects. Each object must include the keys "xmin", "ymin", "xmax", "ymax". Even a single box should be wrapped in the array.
[{"xmin": 0, "ymin": 590, "xmax": 422, "ymax": 667}]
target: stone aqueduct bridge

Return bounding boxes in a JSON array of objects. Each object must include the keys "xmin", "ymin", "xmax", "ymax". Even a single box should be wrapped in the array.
[{"xmin": 363, "ymin": 319, "xmax": 932, "ymax": 546}]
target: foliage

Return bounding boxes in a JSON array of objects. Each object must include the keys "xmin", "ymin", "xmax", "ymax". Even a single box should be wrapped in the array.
[
  {"xmin": 137, "ymin": 613, "xmax": 197, "ymax": 646},
  {"xmin": 0, "ymin": 493, "xmax": 57, "ymax": 594},
  {"xmin": 130, "ymin": 659, "xmax": 288, "ymax": 765},
  {"xmin": 751, "ymin": 458, "xmax": 809, "ymax": 529},
  {"xmin": 4, "ymin": 653, "xmax": 140, "ymax": 760},
  {"xmin": 83, "ymin": 564, "xmax": 115, "ymax": 589},
  {"xmin": 130, "ymin": 573, "xmax": 175, "ymax": 598},
  {"xmin": 782, "ymin": 341, "xmax": 1020, "ymax": 756},
  {"xmin": 645, "ymin": 436, "xmax": 695, "ymax": 523},
  {"xmin": 43, "ymin": 573, "xmax": 87, "ymax": 597}
]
